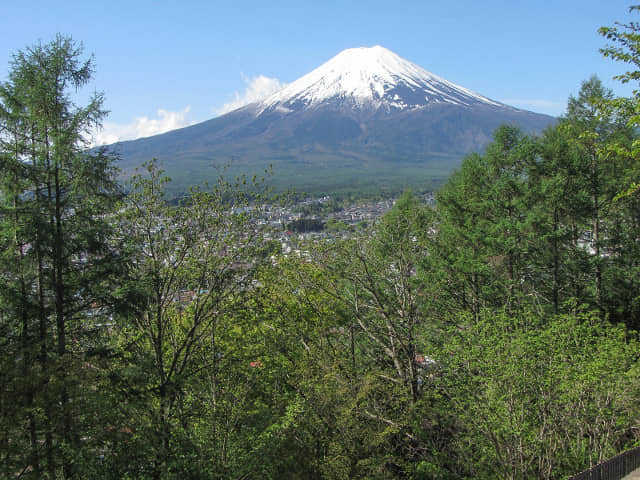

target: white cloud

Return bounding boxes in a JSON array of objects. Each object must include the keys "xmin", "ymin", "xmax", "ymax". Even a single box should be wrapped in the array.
[
  {"xmin": 91, "ymin": 106, "xmax": 194, "ymax": 146},
  {"xmin": 500, "ymin": 98, "xmax": 565, "ymax": 116},
  {"xmin": 215, "ymin": 75, "xmax": 286, "ymax": 115}
]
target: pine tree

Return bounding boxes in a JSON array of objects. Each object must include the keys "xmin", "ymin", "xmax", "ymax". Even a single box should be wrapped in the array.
[{"xmin": 0, "ymin": 35, "xmax": 120, "ymax": 478}]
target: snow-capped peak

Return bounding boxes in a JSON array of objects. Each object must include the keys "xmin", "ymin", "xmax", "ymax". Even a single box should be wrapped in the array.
[{"xmin": 258, "ymin": 46, "xmax": 502, "ymax": 115}]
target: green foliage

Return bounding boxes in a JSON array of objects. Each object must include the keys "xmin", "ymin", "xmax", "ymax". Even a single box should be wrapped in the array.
[
  {"xmin": 436, "ymin": 126, "xmax": 540, "ymax": 315},
  {"xmin": 438, "ymin": 308, "xmax": 639, "ymax": 479},
  {"xmin": 106, "ymin": 160, "xmax": 281, "ymax": 478},
  {"xmin": 0, "ymin": 34, "xmax": 121, "ymax": 478},
  {"xmin": 599, "ymin": 6, "xmax": 640, "ymax": 196}
]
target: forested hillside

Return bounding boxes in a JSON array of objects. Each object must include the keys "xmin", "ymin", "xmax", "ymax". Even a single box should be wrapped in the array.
[{"xmin": 1, "ymin": 10, "xmax": 640, "ymax": 480}]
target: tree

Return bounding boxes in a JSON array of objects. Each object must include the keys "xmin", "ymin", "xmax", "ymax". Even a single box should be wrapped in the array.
[
  {"xmin": 283, "ymin": 192, "xmax": 450, "ymax": 478},
  {"xmin": 600, "ymin": 3, "xmax": 640, "ymax": 167},
  {"xmin": 328, "ymin": 192, "xmax": 438, "ymax": 407},
  {"xmin": 0, "ymin": 35, "xmax": 120, "ymax": 478},
  {"xmin": 108, "ymin": 162, "xmax": 277, "ymax": 478},
  {"xmin": 439, "ymin": 308, "xmax": 639, "ymax": 480},
  {"xmin": 436, "ymin": 126, "xmax": 538, "ymax": 316},
  {"xmin": 562, "ymin": 76, "xmax": 637, "ymax": 323},
  {"xmin": 598, "ymin": 7, "xmax": 640, "ymax": 327},
  {"xmin": 525, "ymin": 125, "xmax": 589, "ymax": 313}
]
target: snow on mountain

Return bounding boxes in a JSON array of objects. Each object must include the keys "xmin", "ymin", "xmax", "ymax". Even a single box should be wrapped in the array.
[{"xmin": 258, "ymin": 45, "xmax": 503, "ymax": 115}]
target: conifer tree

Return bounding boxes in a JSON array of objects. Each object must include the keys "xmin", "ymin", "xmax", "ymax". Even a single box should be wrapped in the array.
[{"xmin": 0, "ymin": 35, "xmax": 119, "ymax": 478}]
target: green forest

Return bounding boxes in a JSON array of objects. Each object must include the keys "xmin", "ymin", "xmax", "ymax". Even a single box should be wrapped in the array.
[{"xmin": 1, "ymin": 10, "xmax": 640, "ymax": 480}]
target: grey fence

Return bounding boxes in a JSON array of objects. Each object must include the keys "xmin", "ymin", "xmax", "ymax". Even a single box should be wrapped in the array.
[{"xmin": 567, "ymin": 447, "xmax": 640, "ymax": 480}]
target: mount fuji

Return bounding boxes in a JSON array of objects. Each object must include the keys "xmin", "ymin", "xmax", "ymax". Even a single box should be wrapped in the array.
[{"xmin": 113, "ymin": 46, "xmax": 555, "ymax": 195}]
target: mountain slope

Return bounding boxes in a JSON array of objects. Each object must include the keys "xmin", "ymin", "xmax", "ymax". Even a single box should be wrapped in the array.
[{"xmin": 113, "ymin": 46, "xmax": 556, "ymax": 195}]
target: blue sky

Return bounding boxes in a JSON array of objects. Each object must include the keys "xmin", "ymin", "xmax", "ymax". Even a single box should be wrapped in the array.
[{"xmin": 2, "ymin": 0, "xmax": 637, "ymax": 144}]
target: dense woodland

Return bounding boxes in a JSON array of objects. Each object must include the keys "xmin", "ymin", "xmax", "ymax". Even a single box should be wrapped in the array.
[{"xmin": 1, "ymin": 10, "xmax": 640, "ymax": 480}]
